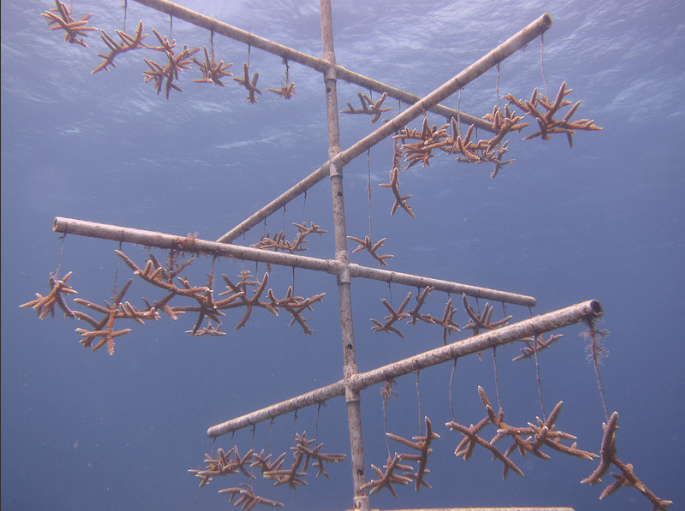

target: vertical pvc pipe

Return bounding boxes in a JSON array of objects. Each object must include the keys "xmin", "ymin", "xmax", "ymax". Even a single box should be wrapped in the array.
[{"xmin": 319, "ymin": 2, "xmax": 369, "ymax": 510}]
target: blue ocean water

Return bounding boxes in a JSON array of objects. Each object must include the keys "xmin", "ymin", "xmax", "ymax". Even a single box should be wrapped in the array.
[{"xmin": 2, "ymin": 0, "xmax": 683, "ymax": 510}]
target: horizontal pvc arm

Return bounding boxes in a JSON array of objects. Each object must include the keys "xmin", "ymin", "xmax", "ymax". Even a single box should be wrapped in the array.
[
  {"xmin": 53, "ymin": 217, "xmax": 536, "ymax": 306},
  {"xmin": 206, "ymin": 299, "xmax": 602, "ymax": 437}
]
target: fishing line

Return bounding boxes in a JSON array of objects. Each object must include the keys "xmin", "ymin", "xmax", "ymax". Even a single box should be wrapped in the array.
[
  {"xmin": 367, "ymin": 148, "xmax": 372, "ymax": 239},
  {"xmin": 541, "ymin": 33, "xmax": 549, "ymax": 97},
  {"xmin": 122, "ymin": 0, "xmax": 127, "ymax": 32}
]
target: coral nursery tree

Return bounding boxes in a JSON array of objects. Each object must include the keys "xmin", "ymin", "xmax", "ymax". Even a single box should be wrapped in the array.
[{"xmin": 23, "ymin": 1, "xmax": 670, "ymax": 510}]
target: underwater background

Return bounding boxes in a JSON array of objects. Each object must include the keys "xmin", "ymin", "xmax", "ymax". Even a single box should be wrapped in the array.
[{"xmin": 2, "ymin": 0, "xmax": 683, "ymax": 510}]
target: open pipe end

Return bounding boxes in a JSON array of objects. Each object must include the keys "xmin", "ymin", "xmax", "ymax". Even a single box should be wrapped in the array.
[
  {"xmin": 588, "ymin": 299, "xmax": 603, "ymax": 317},
  {"xmin": 53, "ymin": 217, "xmax": 64, "ymax": 233},
  {"xmin": 542, "ymin": 13, "xmax": 553, "ymax": 29}
]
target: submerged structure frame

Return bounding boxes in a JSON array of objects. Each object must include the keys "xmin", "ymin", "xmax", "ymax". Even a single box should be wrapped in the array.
[{"xmin": 49, "ymin": 2, "xmax": 601, "ymax": 510}]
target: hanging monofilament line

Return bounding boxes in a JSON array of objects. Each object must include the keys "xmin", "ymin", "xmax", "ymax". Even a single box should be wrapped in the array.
[
  {"xmin": 210, "ymin": 29, "xmax": 214, "ymax": 62},
  {"xmin": 449, "ymin": 358, "xmax": 458, "ymax": 421},
  {"xmin": 55, "ymin": 232, "xmax": 67, "ymax": 278},
  {"xmin": 382, "ymin": 382, "xmax": 390, "ymax": 457},
  {"xmin": 381, "ymin": 379, "xmax": 395, "ymax": 458},
  {"xmin": 493, "ymin": 303, "xmax": 506, "ymax": 411},
  {"xmin": 209, "ymin": 255, "xmax": 217, "ymax": 290},
  {"xmin": 367, "ymin": 148, "xmax": 372, "ymax": 239},
  {"xmin": 492, "ymin": 347, "xmax": 503, "ymax": 413},
  {"xmin": 533, "ymin": 337, "xmax": 547, "ymax": 421},
  {"xmin": 496, "ymin": 62, "xmax": 502, "ymax": 110},
  {"xmin": 302, "ymin": 190, "xmax": 307, "ymax": 222},
  {"xmin": 457, "ymin": 89, "xmax": 462, "ymax": 137},
  {"xmin": 526, "ymin": 307, "xmax": 548, "ymax": 421},
  {"xmin": 541, "ymin": 33, "xmax": 549, "ymax": 97},
  {"xmin": 122, "ymin": 0, "xmax": 127, "ymax": 32},
  {"xmin": 416, "ymin": 370, "xmax": 423, "ymax": 435},
  {"xmin": 583, "ymin": 318, "xmax": 610, "ymax": 421},
  {"xmin": 111, "ymin": 240, "xmax": 123, "ymax": 301}
]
